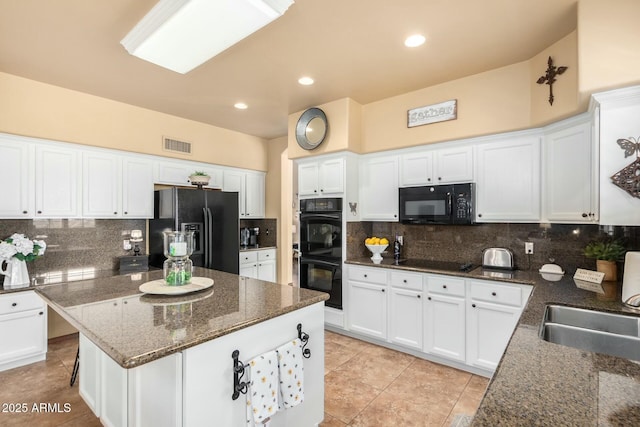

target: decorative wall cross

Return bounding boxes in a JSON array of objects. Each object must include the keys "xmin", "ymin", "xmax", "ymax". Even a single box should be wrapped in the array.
[{"xmin": 536, "ymin": 56, "xmax": 568, "ymax": 105}]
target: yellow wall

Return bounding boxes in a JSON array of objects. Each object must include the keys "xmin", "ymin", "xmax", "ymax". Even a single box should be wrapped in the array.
[
  {"xmin": 0, "ymin": 72, "xmax": 268, "ymax": 171},
  {"xmin": 577, "ymin": 0, "xmax": 640, "ymax": 102}
]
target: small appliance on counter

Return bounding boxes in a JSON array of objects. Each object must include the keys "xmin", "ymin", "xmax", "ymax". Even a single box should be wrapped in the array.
[
  {"xmin": 482, "ymin": 247, "xmax": 515, "ymax": 270},
  {"xmin": 240, "ymin": 227, "xmax": 251, "ymax": 247},
  {"xmin": 249, "ymin": 227, "xmax": 260, "ymax": 246}
]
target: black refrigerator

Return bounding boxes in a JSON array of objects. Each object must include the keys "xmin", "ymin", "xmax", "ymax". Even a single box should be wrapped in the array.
[{"xmin": 149, "ymin": 188, "xmax": 239, "ymax": 274}]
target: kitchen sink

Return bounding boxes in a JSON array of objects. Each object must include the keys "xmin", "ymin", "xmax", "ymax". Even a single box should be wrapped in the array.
[{"xmin": 540, "ymin": 305, "xmax": 640, "ymax": 361}]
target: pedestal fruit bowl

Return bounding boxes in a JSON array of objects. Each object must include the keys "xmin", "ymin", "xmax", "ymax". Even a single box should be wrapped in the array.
[{"xmin": 365, "ymin": 236, "xmax": 389, "ymax": 264}]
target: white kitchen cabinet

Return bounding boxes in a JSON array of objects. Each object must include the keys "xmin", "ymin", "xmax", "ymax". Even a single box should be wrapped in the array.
[
  {"xmin": 389, "ymin": 289, "xmax": 423, "ymax": 350},
  {"xmin": 400, "ymin": 145, "xmax": 473, "ymax": 187},
  {"xmin": 298, "ymin": 157, "xmax": 344, "ymax": 197},
  {"xmin": 224, "ymin": 170, "xmax": 265, "ymax": 218},
  {"xmin": 35, "ymin": 144, "xmax": 80, "ymax": 217},
  {"xmin": 239, "ymin": 249, "xmax": 277, "ymax": 282},
  {"xmin": 424, "ymin": 275, "xmax": 466, "ymax": 362},
  {"xmin": 155, "ymin": 161, "xmax": 193, "ymax": 186},
  {"xmin": 543, "ymin": 116, "xmax": 596, "ymax": 223},
  {"xmin": 359, "ymin": 155, "xmax": 399, "ymax": 221},
  {"xmin": 0, "ymin": 138, "xmax": 34, "ymax": 218},
  {"xmin": 83, "ymin": 152, "xmax": 154, "ymax": 218},
  {"xmin": 466, "ymin": 279, "xmax": 532, "ymax": 371},
  {"xmin": 347, "ymin": 266, "xmax": 388, "ymax": 339},
  {"xmin": 79, "ymin": 333, "xmax": 101, "ymax": 416},
  {"xmin": 475, "ymin": 133, "xmax": 541, "ymax": 222},
  {"xmin": 0, "ymin": 291, "xmax": 47, "ymax": 372}
]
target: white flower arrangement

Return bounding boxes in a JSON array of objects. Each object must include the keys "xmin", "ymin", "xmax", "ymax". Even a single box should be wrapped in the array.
[{"xmin": 0, "ymin": 233, "xmax": 47, "ymax": 262}]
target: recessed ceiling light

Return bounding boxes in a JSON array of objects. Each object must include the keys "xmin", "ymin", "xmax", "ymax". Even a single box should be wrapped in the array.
[
  {"xmin": 298, "ymin": 77, "xmax": 314, "ymax": 86},
  {"xmin": 404, "ymin": 34, "xmax": 426, "ymax": 48},
  {"xmin": 234, "ymin": 102, "xmax": 248, "ymax": 110}
]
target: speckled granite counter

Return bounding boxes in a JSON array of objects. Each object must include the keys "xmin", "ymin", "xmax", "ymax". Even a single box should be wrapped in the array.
[
  {"xmin": 346, "ymin": 257, "xmax": 640, "ymax": 426},
  {"xmin": 37, "ymin": 267, "xmax": 328, "ymax": 369},
  {"xmin": 239, "ymin": 245, "xmax": 276, "ymax": 252}
]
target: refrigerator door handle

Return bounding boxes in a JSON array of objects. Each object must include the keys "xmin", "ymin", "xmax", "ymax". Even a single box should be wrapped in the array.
[
  {"xmin": 203, "ymin": 207, "xmax": 209, "ymax": 269},
  {"xmin": 206, "ymin": 207, "xmax": 214, "ymax": 268}
]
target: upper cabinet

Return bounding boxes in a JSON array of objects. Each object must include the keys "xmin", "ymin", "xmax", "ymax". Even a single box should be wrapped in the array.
[
  {"xmin": 475, "ymin": 133, "xmax": 541, "ymax": 222},
  {"xmin": 298, "ymin": 157, "xmax": 344, "ymax": 197},
  {"xmin": 35, "ymin": 144, "xmax": 80, "ymax": 218},
  {"xmin": 400, "ymin": 145, "xmax": 473, "ymax": 187},
  {"xmin": 542, "ymin": 115, "xmax": 597, "ymax": 223},
  {"xmin": 83, "ymin": 152, "xmax": 154, "ymax": 218},
  {"xmin": 359, "ymin": 155, "xmax": 399, "ymax": 221},
  {"xmin": 0, "ymin": 137, "xmax": 33, "ymax": 218},
  {"xmin": 223, "ymin": 170, "xmax": 265, "ymax": 218}
]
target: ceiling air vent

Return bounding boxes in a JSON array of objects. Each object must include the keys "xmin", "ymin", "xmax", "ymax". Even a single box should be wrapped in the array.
[{"xmin": 163, "ymin": 136, "xmax": 192, "ymax": 154}]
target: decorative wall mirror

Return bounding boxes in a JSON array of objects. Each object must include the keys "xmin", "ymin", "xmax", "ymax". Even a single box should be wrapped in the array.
[{"xmin": 295, "ymin": 108, "xmax": 328, "ymax": 150}]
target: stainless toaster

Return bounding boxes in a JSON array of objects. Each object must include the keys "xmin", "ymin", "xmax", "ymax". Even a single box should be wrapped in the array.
[{"xmin": 482, "ymin": 247, "xmax": 515, "ymax": 270}]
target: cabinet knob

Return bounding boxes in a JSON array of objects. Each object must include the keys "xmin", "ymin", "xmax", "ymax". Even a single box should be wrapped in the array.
[
  {"xmin": 124, "ymin": 211, "xmax": 128, "ymax": 215},
  {"xmin": 417, "ymin": 294, "xmax": 421, "ymax": 299},
  {"xmin": 427, "ymin": 178, "xmax": 431, "ymax": 182},
  {"xmin": 472, "ymin": 303, "xmax": 476, "ymax": 308},
  {"xmin": 364, "ymin": 274, "xmax": 367, "ymax": 278},
  {"xmin": 22, "ymin": 210, "xmax": 28, "ymax": 214},
  {"xmin": 39, "ymin": 311, "xmax": 44, "ymax": 315},
  {"xmin": 442, "ymin": 285, "xmax": 447, "ymax": 289},
  {"xmin": 394, "ymin": 214, "xmax": 397, "ymax": 218},
  {"xmin": 478, "ymin": 213, "xmax": 482, "ymax": 218},
  {"xmin": 438, "ymin": 177, "xmax": 442, "ymax": 181},
  {"xmin": 428, "ymin": 296, "xmax": 432, "ymax": 300},
  {"xmin": 381, "ymin": 289, "xmax": 385, "ymax": 292},
  {"xmin": 11, "ymin": 302, "xmax": 17, "ymax": 307},
  {"xmin": 37, "ymin": 210, "xmax": 42, "ymax": 214},
  {"xmin": 491, "ymin": 292, "xmax": 497, "ymax": 296},
  {"xmin": 113, "ymin": 302, "xmax": 117, "ymax": 306},
  {"xmin": 403, "ymin": 279, "xmax": 407, "ymax": 283},
  {"xmin": 582, "ymin": 213, "xmax": 588, "ymax": 218},
  {"xmin": 114, "ymin": 211, "xmax": 117, "ymax": 215},
  {"xmin": 314, "ymin": 190, "xmax": 317, "ymax": 193},
  {"xmin": 320, "ymin": 189, "xmax": 324, "ymax": 192}
]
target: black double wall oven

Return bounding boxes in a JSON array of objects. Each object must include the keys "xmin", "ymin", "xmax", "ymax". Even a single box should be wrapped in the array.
[{"xmin": 299, "ymin": 198, "xmax": 343, "ymax": 309}]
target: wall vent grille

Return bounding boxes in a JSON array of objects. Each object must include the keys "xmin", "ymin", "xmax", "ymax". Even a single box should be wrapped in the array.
[{"xmin": 163, "ymin": 137, "xmax": 192, "ymax": 154}]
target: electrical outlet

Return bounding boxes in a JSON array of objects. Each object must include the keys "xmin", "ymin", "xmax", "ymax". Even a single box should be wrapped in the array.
[{"xmin": 525, "ymin": 242, "xmax": 534, "ymax": 254}]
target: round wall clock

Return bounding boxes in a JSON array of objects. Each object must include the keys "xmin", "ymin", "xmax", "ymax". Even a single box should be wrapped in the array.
[{"xmin": 295, "ymin": 108, "xmax": 328, "ymax": 150}]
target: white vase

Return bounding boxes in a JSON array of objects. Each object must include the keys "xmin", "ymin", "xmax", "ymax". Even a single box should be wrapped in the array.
[{"xmin": 0, "ymin": 258, "xmax": 30, "ymax": 289}]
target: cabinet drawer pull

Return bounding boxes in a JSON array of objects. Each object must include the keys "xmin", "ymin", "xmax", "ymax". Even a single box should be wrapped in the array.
[
  {"xmin": 124, "ymin": 211, "xmax": 128, "ymax": 215},
  {"xmin": 417, "ymin": 294, "xmax": 421, "ymax": 299},
  {"xmin": 582, "ymin": 213, "xmax": 588, "ymax": 218},
  {"xmin": 114, "ymin": 211, "xmax": 117, "ymax": 215},
  {"xmin": 23, "ymin": 210, "xmax": 28, "ymax": 214},
  {"xmin": 381, "ymin": 289, "xmax": 385, "ymax": 293},
  {"xmin": 11, "ymin": 302, "xmax": 17, "ymax": 307},
  {"xmin": 491, "ymin": 292, "xmax": 497, "ymax": 296},
  {"xmin": 427, "ymin": 296, "xmax": 431, "ymax": 300},
  {"xmin": 364, "ymin": 274, "xmax": 367, "ymax": 278},
  {"xmin": 37, "ymin": 210, "xmax": 42, "ymax": 214},
  {"xmin": 442, "ymin": 285, "xmax": 447, "ymax": 289},
  {"xmin": 438, "ymin": 177, "xmax": 442, "ymax": 181},
  {"xmin": 39, "ymin": 311, "xmax": 44, "ymax": 315},
  {"xmin": 472, "ymin": 303, "xmax": 476, "ymax": 308},
  {"xmin": 478, "ymin": 213, "xmax": 482, "ymax": 218},
  {"xmin": 403, "ymin": 279, "xmax": 407, "ymax": 283}
]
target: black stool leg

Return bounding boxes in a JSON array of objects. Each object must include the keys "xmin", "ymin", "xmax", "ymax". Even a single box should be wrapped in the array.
[{"xmin": 70, "ymin": 347, "xmax": 79, "ymax": 386}]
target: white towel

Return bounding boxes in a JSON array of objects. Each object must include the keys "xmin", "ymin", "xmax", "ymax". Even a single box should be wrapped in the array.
[
  {"xmin": 623, "ymin": 252, "xmax": 640, "ymax": 302},
  {"xmin": 246, "ymin": 350, "xmax": 279, "ymax": 426},
  {"xmin": 276, "ymin": 339, "xmax": 304, "ymax": 409}
]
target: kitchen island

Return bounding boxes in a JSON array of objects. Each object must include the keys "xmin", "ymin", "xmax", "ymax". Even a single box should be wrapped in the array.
[{"xmin": 37, "ymin": 267, "xmax": 328, "ymax": 427}]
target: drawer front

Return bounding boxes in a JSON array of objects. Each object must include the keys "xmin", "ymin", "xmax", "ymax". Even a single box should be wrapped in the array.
[
  {"xmin": 468, "ymin": 280, "xmax": 522, "ymax": 306},
  {"xmin": 239, "ymin": 251, "xmax": 258, "ymax": 265},
  {"xmin": 0, "ymin": 291, "xmax": 44, "ymax": 315},
  {"xmin": 348, "ymin": 266, "xmax": 388, "ymax": 285},
  {"xmin": 390, "ymin": 271, "xmax": 423, "ymax": 291},
  {"xmin": 426, "ymin": 275, "xmax": 465, "ymax": 297},
  {"xmin": 258, "ymin": 249, "xmax": 276, "ymax": 261}
]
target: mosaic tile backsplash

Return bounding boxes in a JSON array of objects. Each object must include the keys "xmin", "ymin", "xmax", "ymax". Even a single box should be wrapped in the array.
[
  {"xmin": 347, "ymin": 222, "xmax": 640, "ymax": 274},
  {"xmin": 0, "ymin": 219, "xmax": 146, "ymax": 275}
]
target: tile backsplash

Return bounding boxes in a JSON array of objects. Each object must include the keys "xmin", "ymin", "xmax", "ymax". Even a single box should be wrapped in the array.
[
  {"xmin": 0, "ymin": 219, "xmax": 146, "ymax": 275},
  {"xmin": 348, "ymin": 222, "xmax": 640, "ymax": 273},
  {"xmin": 239, "ymin": 218, "xmax": 277, "ymax": 247}
]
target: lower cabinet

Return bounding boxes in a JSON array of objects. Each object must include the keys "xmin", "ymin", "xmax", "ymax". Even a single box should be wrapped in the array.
[
  {"xmin": 345, "ymin": 265, "xmax": 532, "ymax": 375},
  {"xmin": 424, "ymin": 275, "xmax": 466, "ymax": 362},
  {"xmin": 239, "ymin": 249, "xmax": 277, "ymax": 282},
  {"xmin": 0, "ymin": 291, "xmax": 47, "ymax": 372}
]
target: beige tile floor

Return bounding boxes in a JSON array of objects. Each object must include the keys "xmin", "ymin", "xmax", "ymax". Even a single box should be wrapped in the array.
[
  {"xmin": 321, "ymin": 331, "xmax": 489, "ymax": 426},
  {"xmin": 0, "ymin": 332, "xmax": 488, "ymax": 426}
]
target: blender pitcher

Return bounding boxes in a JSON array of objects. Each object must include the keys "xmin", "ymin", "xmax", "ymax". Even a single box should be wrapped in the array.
[{"xmin": 163, "ymin": 231, "xmax": 195, "ymax": 286}]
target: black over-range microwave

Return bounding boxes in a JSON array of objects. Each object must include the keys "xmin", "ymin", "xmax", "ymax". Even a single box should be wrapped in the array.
[{"xmin": 398, "ymin": 183, "xmax": 475, "ymax": 225}]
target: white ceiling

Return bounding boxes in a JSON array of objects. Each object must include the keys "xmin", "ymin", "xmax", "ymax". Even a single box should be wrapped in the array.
[{"xmin": 0, "ymin": 0, "xmax": 577, "ymax": 140}]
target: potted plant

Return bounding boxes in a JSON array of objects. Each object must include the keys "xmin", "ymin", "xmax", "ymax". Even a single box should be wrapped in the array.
[
  {"xmin": 189, "ymin": 171, "xmax": 210, "ymax": 186},
  {"xmin": 583, "ymin": 238, "xmax": 626, "ymax": 281}
]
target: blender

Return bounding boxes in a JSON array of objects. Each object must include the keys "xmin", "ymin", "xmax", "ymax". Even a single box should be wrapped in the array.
[{"xmin": 162, "ymin": 231, "xmax": 195, "ymax": 286}]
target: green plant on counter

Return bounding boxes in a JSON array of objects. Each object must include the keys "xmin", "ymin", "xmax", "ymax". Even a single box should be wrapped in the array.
[{"xmin": 583, "ymin": 239, "xmax": 626, "ymax": 261}]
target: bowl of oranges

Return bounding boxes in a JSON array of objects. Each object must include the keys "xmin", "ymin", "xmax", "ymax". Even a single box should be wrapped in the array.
[{"xmin": 364, "ymin": 236, "xmax": 389, "ymax": 264}]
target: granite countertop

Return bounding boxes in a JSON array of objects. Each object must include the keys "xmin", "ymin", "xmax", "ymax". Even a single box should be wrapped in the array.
[
  {"xmin": 36, "ymin": 267, "xmax": 328, "ymax": 369},
  {"xmin": 346, "ymin": 257, "xmax": 640, "ymax": 426},
  {"xmin": 239, "ymin": 245, "xmax": 276, "ymax": 252}
]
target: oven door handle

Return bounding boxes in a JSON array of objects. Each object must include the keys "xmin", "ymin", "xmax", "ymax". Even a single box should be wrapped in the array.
[
  {"xmin": 299, "ymin": 258, "xmax": 341, "ymax": 268},
  {"xmin": 300, "ymin": 213, "xmax": 342, "ymax": 221}
]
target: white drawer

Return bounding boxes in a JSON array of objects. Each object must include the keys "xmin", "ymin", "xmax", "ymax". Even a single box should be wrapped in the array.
[
  {"xmin": 390, "ymin": 271, "xmax": 423, "ymax": 291},
  {"xmin": 258, "ymin": 249, "xmax": 276, "ymax": 261},
  {"xmin": 0, "ymin": 291, "xmax": 44, "ymax": 315},
  {"xmin": 348, "ymin": 266, "xmax": 388, "ymax": 285},
  {"xmin": 468, "ymin": 280, "xmax": 523, "ymax": 307},
  {"xmin": 239, "ymin": 251, "xmax": 258, "ymax": 265},
  {"xmin": 426, "ymin": 275, "xmax": 465, "ymax": 297}
]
